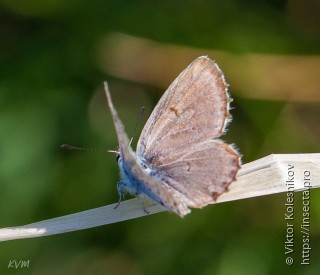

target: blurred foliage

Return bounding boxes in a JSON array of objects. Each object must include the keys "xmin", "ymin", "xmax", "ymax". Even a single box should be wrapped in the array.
[{"xmin": 0, "ymin": 0, "xmax": 319, "ymax": 274}]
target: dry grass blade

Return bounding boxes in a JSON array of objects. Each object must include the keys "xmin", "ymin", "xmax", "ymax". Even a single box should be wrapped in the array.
[{"xmin": 0, "ymin": 153, "xmax": 319, "ymax": 242}]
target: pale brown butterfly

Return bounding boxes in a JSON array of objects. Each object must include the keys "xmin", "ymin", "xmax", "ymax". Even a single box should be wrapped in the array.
[{"xmin": 104, "ymin": 56, "xmax": 241, "ymax": 217}]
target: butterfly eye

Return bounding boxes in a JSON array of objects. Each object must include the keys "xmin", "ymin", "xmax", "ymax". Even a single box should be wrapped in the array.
[{"xmin": 116, "ymin": 153, "xmax": 121, "ymax": 162}]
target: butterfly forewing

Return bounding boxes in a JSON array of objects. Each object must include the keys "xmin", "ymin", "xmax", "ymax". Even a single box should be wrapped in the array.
[
  {"xmin": 136, "ymin": 56, "xmax": 241, "ymax": 208},
  {"xmin": 137, "ymin": 56, "xmax": 231, "ymax": 166}
]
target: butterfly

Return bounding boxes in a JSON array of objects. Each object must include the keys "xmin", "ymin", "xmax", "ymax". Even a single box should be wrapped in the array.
[{"xmin": 104, "ymin": 56, "xmax": 241, "ymax": 217}]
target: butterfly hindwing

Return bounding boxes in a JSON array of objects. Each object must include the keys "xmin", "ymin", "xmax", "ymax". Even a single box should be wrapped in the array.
[{"xmin": 155, "ymin": 140, "xmax": 240, "ymax": 208}]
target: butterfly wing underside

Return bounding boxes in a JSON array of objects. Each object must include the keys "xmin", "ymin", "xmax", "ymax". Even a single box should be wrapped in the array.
[
  {"xmin": 136, "ymin": 56, "xmax": 241, "ymax": 208},
  {"xmin": 104, "ymin": 82, "xmax": 192, "ymax": 216}
]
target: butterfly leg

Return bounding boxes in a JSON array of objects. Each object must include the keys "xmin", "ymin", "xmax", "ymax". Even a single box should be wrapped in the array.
[
  {"xmin": 136, "ymin": 193, "xmax": 150, "ymax": 214},
  {"xmin": 114, "ymin": 181, "xmax": 124, "ymax": 209}
]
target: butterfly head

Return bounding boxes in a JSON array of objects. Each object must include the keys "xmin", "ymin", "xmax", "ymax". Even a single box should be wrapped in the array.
[
  {"xmin": 116, "ymin": 152, "xmax": 121, "ymax": 163},
  {"xmin": 108, "ymin": 148, "xmax": 122, "ymax": 164}
]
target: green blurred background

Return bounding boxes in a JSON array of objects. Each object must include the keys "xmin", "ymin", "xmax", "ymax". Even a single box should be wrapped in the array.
[{"xmin": 1, "ymin": 0, "xmax": 320, "ymax": 274}]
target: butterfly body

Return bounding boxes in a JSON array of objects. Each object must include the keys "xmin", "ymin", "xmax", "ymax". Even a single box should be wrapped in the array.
[
  {"xmin": 105, "ymin": 56, "xmax": 241, "ymax": 217},
  {"xmin": 117, "ymin": 154, "xmax": 165, "ymax": 207}
]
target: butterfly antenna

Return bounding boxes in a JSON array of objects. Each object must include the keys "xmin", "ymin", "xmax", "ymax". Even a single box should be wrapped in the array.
[
  {"xmin": 129, "ymin": 106, "xmax": 145, "ymax": 147},
  {"xmin": 61, "ymin": 144, "xmax": 109, "ymax": 153}
]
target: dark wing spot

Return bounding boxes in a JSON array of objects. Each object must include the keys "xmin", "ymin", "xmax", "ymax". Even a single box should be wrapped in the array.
[
  {"xmin": 187, "ymin": 162, "xmax": 191, "ymax": 172},
  {"xmin": 211, "ymin": 192, "xmax": 219, "ymax": 201},
  {"xmin": 147, "ymin": 155, "xmax": 156, "ymax": 164},
  {"xmin": 170, "ymin": 107, "xmax": 179, "ymax": 116}
]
